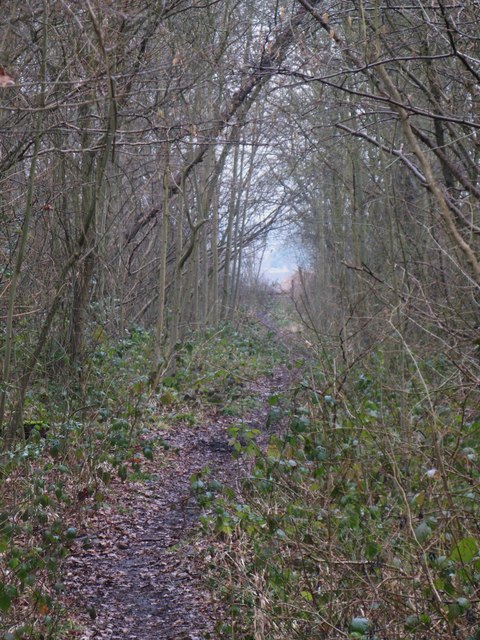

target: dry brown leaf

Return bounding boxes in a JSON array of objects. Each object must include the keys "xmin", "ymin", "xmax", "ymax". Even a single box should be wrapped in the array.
[{"xmin": 0, "ymin": 67, "xmax": 15, "ymax": 87}]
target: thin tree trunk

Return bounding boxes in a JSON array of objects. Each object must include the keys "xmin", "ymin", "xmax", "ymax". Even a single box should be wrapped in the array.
[
  {"xmin": 221, "ymin": 137, "xmax": 240, "ymax": 319},
  {"xmin": 168, "ymin": 201, "xmax": 184, "ymax": 357},
  {"xmin": 153, "ymin": 153, "xmax": 171, "ymax": 373},
  {"xmin": 0, "ymin": 8, "xmax": 47, "ymax": 444},
  {"xmin": 5, "ymin": 69, "xmax": 116, "ymax": 446},
  {"xmin": 0, "ymin": 77, "xmax": 45, "ymax": 441},
  {"xmin": 210, "ymin": 183, "xmax": 220, "ymax": 325}
]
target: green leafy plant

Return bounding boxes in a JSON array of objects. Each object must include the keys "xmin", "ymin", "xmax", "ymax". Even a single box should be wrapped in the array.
[{"xmin": 202, "ymin": 351, "xmax": 480, "ymax": 639}]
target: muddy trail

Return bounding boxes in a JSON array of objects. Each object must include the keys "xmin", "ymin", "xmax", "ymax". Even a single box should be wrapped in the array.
[{"xmin": 64, "ymin": 367, "xmax": 292, "ymax": 640}]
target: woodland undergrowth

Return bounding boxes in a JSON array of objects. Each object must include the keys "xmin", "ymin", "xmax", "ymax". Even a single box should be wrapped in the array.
[
  {"xmin": 1, "ymin": 310, "xmax": 479, "ymax": 640},
  {"xmin": 0, "ymin": 319, "xmax": 283, "ymax": 639},
  {"xmin": 199, "ymin": 316, "xmax": 480, "ymax": 639}
]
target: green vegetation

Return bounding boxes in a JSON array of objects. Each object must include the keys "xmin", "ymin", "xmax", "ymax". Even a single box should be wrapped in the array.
[
  {"xmin": 0, "ymin": 320, "xmax": 286, "ymax": 637},
  {"xmin": 2, "ymin": 301, "xmax": 479, "ymax": 639},
  {"xmin": 0, "ymin": 325, "xmax": 155, "ymax": 637},
  {"xmin": 200, "ymin": 337, "xmax": 480, "ymax": 639},
  {"xmin": 1, "ymin": 1, "xmax": 479, "ymax": 637}
]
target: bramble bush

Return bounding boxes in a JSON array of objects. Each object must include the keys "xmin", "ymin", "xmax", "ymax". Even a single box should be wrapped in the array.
[{"xmin": 202, "ymin": 347, "xmax": 480, "ymax": 639}]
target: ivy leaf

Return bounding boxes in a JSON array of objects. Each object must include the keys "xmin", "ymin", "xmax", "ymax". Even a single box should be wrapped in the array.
[
  {"xmin": 65, "ymin": 527, "xmax": 77, "ymax": 540},
  {"xmin": 315, "ymin": 446, "xmax": 327, "ymax": 461},
  {"xmin": 117, "ymin": 465, "xmax": 128, "ymax": 481},
  {"xmin": 410, "ymin": 492, "xmax": 425, "ymax": 508},
  {"xmin": 405, "ymin": 613, "xmax": 431, "ymax": 630},
  {"xmin": 456, "ymin": 597, "xmax": 470, "ymax": 610},
  {"xmin": 0, "ymin": 591, "xmax": 11, "ymax": 611},
  {"xmin": 414, "ymin": 521, "xmax": 432, "ymax": 544},
  {"xmin": 448, "ymin": 603, "xmax": 463, "ymax": 621},
  {"xmin": 0, "ymin": 584, "xmax": 17, "ymax": 612},
  {"xmin": 267, "ymin": 394, "xmax": 279, "ymax": 406},
  {"xmin": 291, "ymin": 415, "xmax": 310, "ymax": 433},
  {"xmin": 405, "ymin": 614, "xmax": 421, "ymax": 630},
  {"xmin": 142, "ymin": 446, "xmax": 153, "ymax": 460},
  {"xmin": 349, "ymin": 617, "xmax": 370, "ymax": 635},
  {"xmin": 450, "ymin": 537, "xmax": 478, "ymax": 564},
  {"xmin": 365, "ymin": 541, "xmax": 380, "ymax": 560}
]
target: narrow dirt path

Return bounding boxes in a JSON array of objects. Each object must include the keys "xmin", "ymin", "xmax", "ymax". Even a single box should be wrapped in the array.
[{"xmin": 64, "ymin": 368, "xmax": 290, "ymax": 640}]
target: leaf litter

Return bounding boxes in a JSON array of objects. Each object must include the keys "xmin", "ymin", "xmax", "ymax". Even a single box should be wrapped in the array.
[{"xmin": 63, "ymin": 368, "xmax": 292, "ymax": 640}]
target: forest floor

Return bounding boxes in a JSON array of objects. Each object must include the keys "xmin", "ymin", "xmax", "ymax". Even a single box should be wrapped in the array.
[{"xmin": 62, "ymin": 366, "xmax": 292, "ymax": 640}]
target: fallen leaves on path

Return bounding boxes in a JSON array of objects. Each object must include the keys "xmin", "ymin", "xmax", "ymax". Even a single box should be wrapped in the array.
[{"xmin": 63, "ymin": 371, "xmax": 290, "ymax": 639}]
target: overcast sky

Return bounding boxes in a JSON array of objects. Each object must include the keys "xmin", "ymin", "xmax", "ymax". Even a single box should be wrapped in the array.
[{"xmin": 261, "ymin": 237, "xmax": 298, "ymax": 283}]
